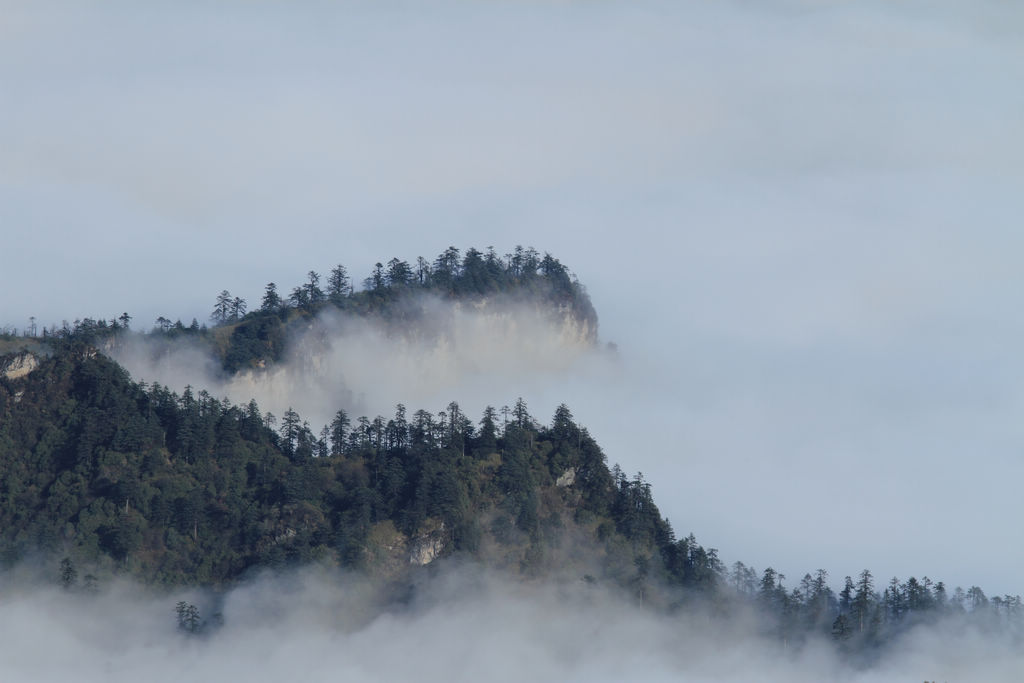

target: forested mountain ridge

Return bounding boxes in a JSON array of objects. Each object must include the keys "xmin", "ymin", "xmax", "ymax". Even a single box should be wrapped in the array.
[
  {"xmin": 11, "ymin": 245, "xmax": 598, "ymax": 376},
  {"xmin": 206, "ymin": 245, "xmax": 598, "ymax": 374},
  {"xmin": 3, "ymin": 343, "xmax": 1018, "ymax": 658},
  {"xmin": 2, "ymin": 245, "xmax": 1021, "ymax": 660},
  {"xmin": 0, "ymin": 343, "xmax": 709, "ymax": 594},
  {"xmin": 0, "ymin": 245, "xmax": 614, "ymax": 588}
]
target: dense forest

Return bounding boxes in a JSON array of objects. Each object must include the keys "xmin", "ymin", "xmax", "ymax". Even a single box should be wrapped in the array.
[
  {"xmin": 0, "ymin": 341, "xmax": 715, "ymax": 597},
  {"xmin": 1, "ymin": 247, "xmax": 1021, "ymax": 660}
]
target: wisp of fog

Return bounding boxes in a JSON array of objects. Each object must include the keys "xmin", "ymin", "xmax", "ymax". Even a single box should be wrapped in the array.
[
  {"xmin": 3, "ymin": 564, "xmax": 1022, "ymax": 682},
  {"xmin": 112, "ymin": 294, "xmax": 611, "ymax": 427}
]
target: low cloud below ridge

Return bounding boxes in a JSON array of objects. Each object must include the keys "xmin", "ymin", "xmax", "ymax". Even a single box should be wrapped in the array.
[{"xmin": 2, "ymin": 563, "xmax": 1021, "ymax": 682}]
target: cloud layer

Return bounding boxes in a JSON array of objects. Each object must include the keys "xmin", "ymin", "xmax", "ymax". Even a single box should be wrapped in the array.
[{"xmin": 4, "ymin": 565, "xmax": 1023, "ymax": 682}]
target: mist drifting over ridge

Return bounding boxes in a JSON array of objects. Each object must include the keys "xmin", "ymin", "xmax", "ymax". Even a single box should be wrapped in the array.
[
  {"xmin": 10, "ymin": 269, "xmax": 1023, "ymax": 682},
  {"xmin": 111, "ymin": 292, "xmax": 610, "ymax": 428},
  {"xmin": 2, "ymin": 0, "xmax": 1024, "ymax": 676}
]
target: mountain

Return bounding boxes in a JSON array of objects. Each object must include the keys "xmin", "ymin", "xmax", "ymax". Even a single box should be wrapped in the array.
[
  {"xmin": 0, "ymin": 336, "xmax": 717, "ymax": 598},
  {"xmin": 1, "ymin": 247, "xmax": 1019, "ymax": 660},
  {"xmin": 141, "ymin": 245, "xmax": 597, "ymax": 376},
  {"xmin": 0, "ymin": 247, "xmax": 696, "ymax": 589}
]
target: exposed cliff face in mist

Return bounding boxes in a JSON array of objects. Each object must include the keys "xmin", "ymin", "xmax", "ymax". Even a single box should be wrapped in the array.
[{"xmin": 112, "ymin": 294, "xmax": 605, "ymax": 425}]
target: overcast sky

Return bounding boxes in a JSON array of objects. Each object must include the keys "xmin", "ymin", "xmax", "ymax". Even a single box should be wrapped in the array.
[{"xmin": 3, "ymin": 0, "xmax": 1024, "ymax": 597}]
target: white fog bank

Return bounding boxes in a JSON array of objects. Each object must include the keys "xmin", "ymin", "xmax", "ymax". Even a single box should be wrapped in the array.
[{"xmin": 2, "ymin": 566, "xmax": 1021, "ymax": 683}]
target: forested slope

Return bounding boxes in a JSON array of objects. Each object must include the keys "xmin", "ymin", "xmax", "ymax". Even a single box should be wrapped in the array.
[
  {"xmin": 95, "ymin": 245, "xmax": 597, "ymax": 375},
  {"xmin": 0, "ymin": 344, "xmax": 714, "ymax": 594},
  {"xmin": 1, "ymin": 245, "xmax": 1020, "ymax": 660}
]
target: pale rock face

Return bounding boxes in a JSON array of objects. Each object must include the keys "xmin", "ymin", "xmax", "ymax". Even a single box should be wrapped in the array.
[
  {"xmin": 408, "ymin": 525, "xmax": 447, "ymax": 566},
  {"xmin": 1, "ymin": 352, "xmax": 38, "ymax": 381},
  {"xmin": 556, "ymin": 467, "xmax": 577, "ymax": 488}
]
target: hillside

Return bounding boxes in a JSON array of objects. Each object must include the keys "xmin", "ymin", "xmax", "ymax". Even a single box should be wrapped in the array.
[
  {"xmin": 5, "ymin": 342, "xmax": 1018, "ymax": 660},
  {"xmin": 0, "ymin": 344, "xmax": 712, "ymax": 596},
  {"xmin": 152, "ymin": 245, "xmax": 597, "ymax": 375},
  {"xmin": 2, "ymin": 246, "xmax": 1021, "ymax": 661}
]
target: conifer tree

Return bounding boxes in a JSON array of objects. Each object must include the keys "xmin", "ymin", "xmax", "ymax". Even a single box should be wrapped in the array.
[
  {"xmin": 330, "ymin": 410, "xmax": 350, "ymax": 456},
  {"xmin": 261, "ymin": 283, "xmax": 282, "ymax": 312},
  {"xmin": 211, "ymin": 290, "xmax": 232, "ymax": 324},
  {"xmin": 327, "ymin": 265, "xmax": 350, "ymax": 302}
]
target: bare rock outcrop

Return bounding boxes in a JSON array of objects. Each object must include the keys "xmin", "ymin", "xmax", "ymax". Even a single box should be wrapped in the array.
[
  {"xmin": 556, "ymin": 467, "xmax": 577, "ymax": 488},
  {"xmin": 409, "ymin": 523, "xmax": 448, "ymax": 566},
  {"xmin": 1, "ymin": 352, "xmax": 38, "ymax": 381}
]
